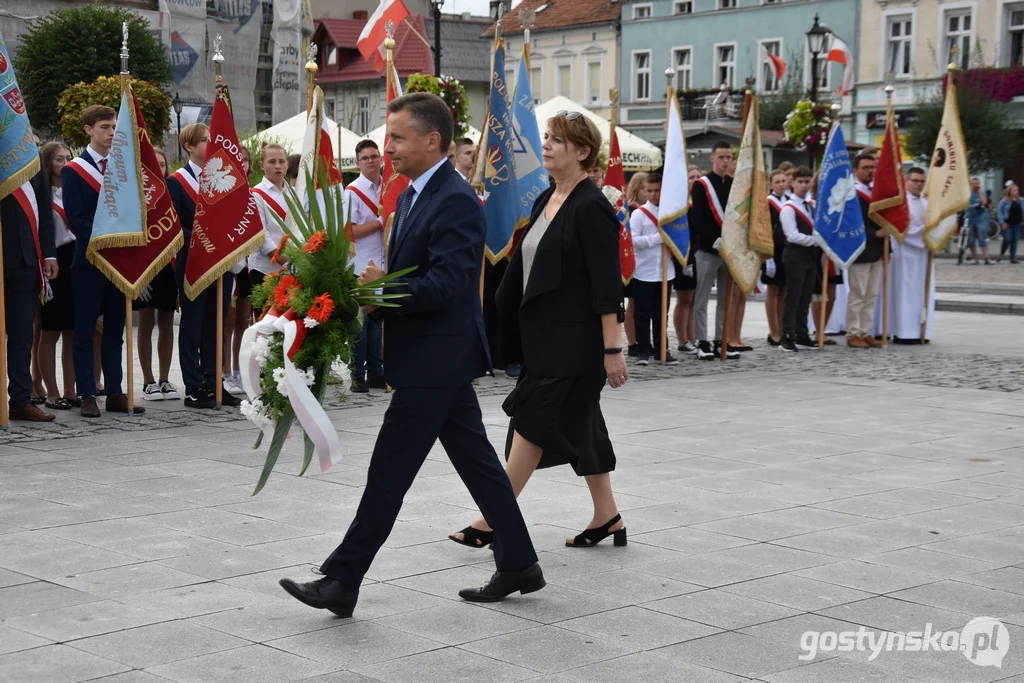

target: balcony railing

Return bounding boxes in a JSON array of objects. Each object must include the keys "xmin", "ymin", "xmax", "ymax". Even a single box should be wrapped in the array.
[
  {"xmin": 945, "ymin": 66, "xmax": 1024, "ymax": 103},
  {"xmin": 676, "ymin": 89, "xmax": 745, "ymax": 122}
]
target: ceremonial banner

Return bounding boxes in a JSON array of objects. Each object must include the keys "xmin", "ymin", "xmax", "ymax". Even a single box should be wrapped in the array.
[
  {"xmin": 657, "ymin": 92, "xmax": 690, "ymax": 266},
  {"xmin": 813, "ymin": 122, "xmax": 866, "ymax": 269},
  {"xmin": 380, "ymin": 60, "xmax": 409, "ymax": 241},
  {"xmin": 720, "ymin": 97, "xmax": 770, "ymax": 295},
  {"xmin": 869, "ymin": 102, "xmax": 910, "ymax": 242},
  {"xmin": 481, "ymin": 40, "xmax": 520, "ymax": 263},
  {"xmin": 0, "ymin": 29, "xmax": 39, "ymax": 200},
  {"xmin": 923, "ymin": 73, "xmax": 971, "ymax": 252},
  {"xmin": 214, "ymin": 0, "xmax": 264, "ymax": 134},
  {"xmin": 88, "ymin": 88, "xmax": 148, "ymax": 254},
  {"xmin": 164, "ymin": 0, "xmax": 209, "ymax": 108},
  {"xmin": 184, "ymin": 77, "xmax": 263, "ymax": 300},
  {"xmin": 510, "ymin": 47, "xmax": 548, "ymax": 228},
  {"xmin": 90, "ymin": 91, "xmax": 184, "ymax": 299},
  {"xmin": 271, "ymin": 0, "xmax": 305, "ymax": 124},
  {"xmin": 603, "ymin": 127, "xmax": 635, "ymax": 284}
]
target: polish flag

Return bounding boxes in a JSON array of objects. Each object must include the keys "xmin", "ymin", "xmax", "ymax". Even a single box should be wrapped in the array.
[
  {"xmin": 826, "ymin": 36, "xmax": 856, "ymax": 95},
  {"xmin": 357, "ymin": 0, "xmax": 410, "ymax": 70},
  {"xmin": 765, "ymin": 50, "xmax": 787, "ymax": 81},
  {"xmin": 380, "ymin": 60, "xmax": 410, "ymax": 240}
]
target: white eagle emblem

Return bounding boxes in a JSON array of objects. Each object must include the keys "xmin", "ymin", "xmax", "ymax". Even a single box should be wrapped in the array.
[
  {"xmin": 200, "ymin": 156, "xmax": 238, "ymax": 198},
  {"xmin": 827, "ymin": 173, "xmax": 857, "ymax": 215}
]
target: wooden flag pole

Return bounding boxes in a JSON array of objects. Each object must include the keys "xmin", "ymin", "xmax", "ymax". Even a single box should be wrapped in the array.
[
  {"xmin": 213, "ymin": 39, "xmax": 227, "ymax": 406},
  {"xmin": 882, "ymin": 238, "xmax": 890, "ymax": 345},
  {"xmin": 0, "ymin": 220, "xmax": 8, "ymax": 429},
  {"xmin": 818, "ymin": 266, "xmax": 828, "ymax": 348},
  {"xmin": 119, "ymin": 23, "xmax": 137, "ymax": 415},
  {"xmin": 920, "ymin": 250, "xmax": 934, "ymax": 343}
]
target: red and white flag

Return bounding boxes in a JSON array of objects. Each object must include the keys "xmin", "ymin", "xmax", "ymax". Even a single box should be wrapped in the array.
[
  {"xmin": 380, "ymin": 59, "xmax": 410, "ymax": 243},
  {"xmin": 357, "ymin": 0, "xmax": 410, "ymax": 71},
  {"xmin": 296, "ymin": 86, "xmax": 343, "ymax": 223},
  {"xmin": 764, "ymin": 49, "xmax": 787, "ymax": 81},
  {"xmin": 826, "ymin": 36, "xmax": 855, "ymax": 95},
  {"xmin": 602, "ymin": 127, "xmax": 636, "ymax": 284}
]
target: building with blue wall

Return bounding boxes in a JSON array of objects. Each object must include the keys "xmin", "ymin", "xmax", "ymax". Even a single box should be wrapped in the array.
[{"xmin": 618, "ymin": 0, "xmax": 859, "ymax": 145}]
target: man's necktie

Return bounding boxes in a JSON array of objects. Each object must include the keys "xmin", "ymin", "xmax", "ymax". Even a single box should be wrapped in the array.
[
  {"xmin": 393, "ymin": 188, "xmax": 416, "ymax": 244},
  {"xmin": 98, "ymin": 159, "xmax": 107, "ymax": 175}
]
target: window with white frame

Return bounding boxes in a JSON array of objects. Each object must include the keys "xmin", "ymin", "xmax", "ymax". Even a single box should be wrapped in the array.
[
  {"xmin": 357, "ymin": 96, "xmax": 369, "ymax": 134},
  {"xmin": 557, "ymin": 64, "xmax": 572, "ymax": 97},
  {"xmin": 587, "ymin": 60, "xmax": 602, "ymax": 104},
  {"xmin": 943, "ymin": 10, "xmax": 972, "ymax": 69},
  {"xmin": 674, "ymin": 1, "xmax": 693, "ymax": 14},
  {"xmin": 759, "ymin": 40, "xmax": 783, "ymax": 93},
  {"xmin": 633, "ymin": 3, "xmax": 652, "ymax": 19},
  {"xmin": 672, "ymin": 47, "xmax": 692, "ymax": 91},
  {"xmin": 886, "ymin": 15, "xmax": 914, "ymax": 76},
  {"xmin": 633, "ymin": 50, "xmax": 652, "ymax": 100},
  {"xmin": 714, "ymin": 43, "xmax": 736, "ymax": 88},
  {"xmin": 1011, "ymin": 8, "xmax": 1024, "ymax": 66},
  {"xmin": 530, "ymin": 66, "xmax": 542, "ymax": 102},
  {"xmin": 719, "ymin": 0, "xmax": 737, "ymax": 8}
]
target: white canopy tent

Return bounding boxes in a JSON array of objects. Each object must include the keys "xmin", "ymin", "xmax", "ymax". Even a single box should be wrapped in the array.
[
  {"xmin": 247, "ymin": 113, "xmax": 361, "ymax": 171},
  {"xmin": 533, "ymin": 96, "xmax": 662, "ymax": 172},
  {"xmin": 365, "ymin": 123, "xmax": 482, "ymax": 151}
]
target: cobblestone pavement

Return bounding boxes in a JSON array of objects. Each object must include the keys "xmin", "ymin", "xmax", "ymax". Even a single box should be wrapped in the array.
[{"xmin": 937, "ymin": 258, "xmax": 1024, "ymax": 285}]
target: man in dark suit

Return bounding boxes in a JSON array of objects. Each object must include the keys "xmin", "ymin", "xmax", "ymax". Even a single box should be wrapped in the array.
[
  {"xmin": 280, "ymin": 93, "xmax": 543, "ymax": 617},
  {"xmin": 62, "ymin": 105, "xmax": 144, "ymax": 417},
  {"xmin": 1, "ymin": 166, "xmax": 58, "ymax": 421}
]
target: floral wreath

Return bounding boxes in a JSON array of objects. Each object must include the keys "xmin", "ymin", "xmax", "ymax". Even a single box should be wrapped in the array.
[
  {"xmin": 783, "ymin": 100, "xmax": 836, "ymax": 158},
  {"xmin": 406, "ymin": 73, "xmax": 471, "ymax": 139}
]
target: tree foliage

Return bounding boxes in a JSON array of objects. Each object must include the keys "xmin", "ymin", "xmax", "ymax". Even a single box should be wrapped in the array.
[
  {"xmin": 14, "ymin": 5, "xmax": 170, "ymax": 134},
  {"xmin": 759, "ymin": 57, "xmax": 806, "ymax": 131},
  {"xmin": 58, "ymin": 77, "xmax": 172, "ymax": 147},
  {"xmin": 906, "ymin": 83, "xmax": 1019, "ymax": 174}
]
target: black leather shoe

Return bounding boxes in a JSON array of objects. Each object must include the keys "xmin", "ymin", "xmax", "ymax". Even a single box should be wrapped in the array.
[
  {"xmin": 279, "ymin": 576, "xmax": 358, "ymax": 617},
  {"xmin": 458, "ymin": 563, "xmax": 545, "ymax": 603},
  {"xmin": 219, "ymin": 387, "xmax": 242, "ymax": 407}
]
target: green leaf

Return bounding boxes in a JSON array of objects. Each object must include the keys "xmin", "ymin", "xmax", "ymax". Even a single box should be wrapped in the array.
[
  {"xmin": 252, "ymin": 414, "xmax": 295, "ymax": 495},
  {"xmin": 253, "ymin": 431, "xmax": 264, "ymax": 449}
]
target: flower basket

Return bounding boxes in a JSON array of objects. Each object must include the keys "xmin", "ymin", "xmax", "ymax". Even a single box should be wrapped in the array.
[{"xmin": 783, "ymin": 100, "xmax": 835, "ymax": 161}]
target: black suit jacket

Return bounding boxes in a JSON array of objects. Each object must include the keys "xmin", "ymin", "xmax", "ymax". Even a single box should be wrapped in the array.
[
  {"xmin": 855, "ymin": 193, "xmax": 884, "ymax": 264},
  {"xmin": 691, "ymin": 173, "xmax": 732, "ymax": 254},
  {"xmin": 167, "ymin": 164, "xmax": 198, "ymax": 286},
  {"xmin": 496, "ymin": 180, "xmax": 622, "ymax": 378},
  {"xmin": 0, "ymin": 167, "xmax": 56, "ymax": 271},
  {"xmin": 377, "ymin": 160, "xmax": 490, "ymax": 388}
]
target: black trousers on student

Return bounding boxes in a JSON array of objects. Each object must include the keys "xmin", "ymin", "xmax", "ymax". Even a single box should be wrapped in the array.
[
  {"xmin": 632, "ymin": 278, "xmax": 667, "ymax": 356},
  {"xmin": 782, "ymin": 246, "xmax": 817, "ymax": 338}
]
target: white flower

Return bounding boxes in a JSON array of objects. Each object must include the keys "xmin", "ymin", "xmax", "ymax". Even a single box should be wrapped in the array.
[
  {"xmin": 240, "ymin": 398, "xmax": 273, "ymax": 429},
  {"xmin": 272, "ymin": 367, "xmax": 289, "ymax": 395},
  {"xmin": 252, "ymin": 336, "xmax": 271, "ymax": 365},
  {"xmin": 304, "ymin": 316, "xmax": 319, "ymax": 329},
  {"xmin": 300, "ymin": 368, "xmax": 316, "ymax": 387}
]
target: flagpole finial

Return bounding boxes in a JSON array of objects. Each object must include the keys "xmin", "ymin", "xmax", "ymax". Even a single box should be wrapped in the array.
[
  {"xmin": 213, "ymin": 34, "xmax": 224, "ymax": 64},
  {"xmin": 120, "ymin": 21, "xmax": 130, "ymax": 76},
  {"xmin": 609, "ymin": 88, "xmax": 619, "ymax": 109},
  {"xmin": 519, "ymin": 6, "xmax": 535, "ymax": 43},
  {"xmin": 947, "ymin": 62, "xmax": 957, "ymax": 72},
  {"xmin": 744, "ymin": 75, "xmax": 755, "ymax": 95},
  {"xmin": 306, "ymin": 42, "xmax": 318, "ymax": 77},
  {"xmin": 385, "ymin": 20, "xmax": 396, "ymax": 49}
]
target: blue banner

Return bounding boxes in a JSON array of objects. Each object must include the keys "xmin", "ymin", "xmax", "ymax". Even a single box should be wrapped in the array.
[
  {"xmin": 813, "ymin": 123, "xmax": 866, "ymax": 269},
  {"xmin": 482, "ymin": 41, "xmax": 520, "ymax": 263},
  {"xmin": 510, "ymin": 49, "xmax": 547, "ymax": 228},
  {"xmin": 88, "ymin": 89, "xmax": 148, "ymax": 253},
  {"xmin": 0, "ymin": 30, "xmax": 40, "ymax": 200}
]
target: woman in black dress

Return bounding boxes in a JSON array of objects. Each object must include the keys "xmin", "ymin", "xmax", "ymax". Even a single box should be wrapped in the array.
[{"xmin": 450, "ymin": 113, "xmax": 630, "ymax": 549}]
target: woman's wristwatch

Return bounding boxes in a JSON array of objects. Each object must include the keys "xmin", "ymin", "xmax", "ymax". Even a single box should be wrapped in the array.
[{"xmin": 604, "ymin": 347, "xmax": 623, "ymax": 355}]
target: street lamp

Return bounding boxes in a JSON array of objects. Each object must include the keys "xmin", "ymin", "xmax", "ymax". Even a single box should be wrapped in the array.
[
  {"xmin": 172, "ymin": 91, "xmax": 183, "ymax": 161},
  {"xmin": 806, "ymin": 14, "xmax": 829, "ymax": 103},
  {"xmin": 430, "ymin": 0, "xmax": 443, "ymax": 76}
]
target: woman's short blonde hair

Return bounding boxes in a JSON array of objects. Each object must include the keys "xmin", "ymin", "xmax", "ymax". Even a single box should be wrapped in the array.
[
  {"xmin": 547, "ymin": 113, "xmax": 602, "ymax": 171},
  {"xmin": 179, "ymin": 123, "xmax": 209, "ymax": 151},
  {"xmin": 626, "ymin": 172, "xmax": 648, "ymax": 205}
]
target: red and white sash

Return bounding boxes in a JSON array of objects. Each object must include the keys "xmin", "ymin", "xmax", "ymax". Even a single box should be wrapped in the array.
[
  {"xmin": 66, "ymin": 157, "xmax": 102, "ymax": 193},
  {"xmin": 52, "ymin": 193, "xmax": 68, "ymax": 229},
  {"xmin": 252, "ymin": 187, "xmax": 287, "ymax": 220},
  {"xmin": 855, "ymin": 182, "xmax": 872, "ymax": 205},
  {"xmin": 11, "ymin": 182, "xmax": 46, "ymax": 289},
  {"xmin": 696, "ymin": 176, "xmax": 725, "ymax": 226},
  {"xmin": 172, "ymin": 167, "xmax": 200, "ymax": 205},
  {"xmin": 786, "ymin": 199, "xmax": 816, "ymax": 235},
  {"xmin": 636, "ymin": 206, "xmax": 658, "ymax": 228},
  {"xmin": 346, "ymin": 184, "xmax": 379, "ymax": 217},
  {"xmin": 767, "ymin": 194, "xmax": 784, "ymax": 213}
]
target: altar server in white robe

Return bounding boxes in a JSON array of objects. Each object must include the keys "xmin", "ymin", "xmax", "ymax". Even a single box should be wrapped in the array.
[{"xmin": 890, "ymin": 167, "xmax": 935, "ymax": 342}]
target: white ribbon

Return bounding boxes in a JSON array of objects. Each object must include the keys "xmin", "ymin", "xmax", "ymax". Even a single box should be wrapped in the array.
[{"xmin": 238, "ymin": 308, "xmax": 282, "ymax": 442}]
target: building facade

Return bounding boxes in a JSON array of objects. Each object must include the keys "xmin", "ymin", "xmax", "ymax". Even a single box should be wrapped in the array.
[{"xmin": 618, "ymin": 0, "xmax": 858, "ymax": 142}]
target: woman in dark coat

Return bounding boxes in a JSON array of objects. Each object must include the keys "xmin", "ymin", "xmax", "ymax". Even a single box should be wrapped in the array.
[{"xmin": 450, "ymin": 113, "xmax": 630, "ymax": 549}]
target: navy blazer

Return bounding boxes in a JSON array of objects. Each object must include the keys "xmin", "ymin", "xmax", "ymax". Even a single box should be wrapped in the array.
[
  {"xmin": 0, "ymin": 166, "xmax": 56, "ymax": 271},
  {"xmin": 167, "ymin": 164, "xmax": 198, "ymax": 286},
  {"xmin": 61, "ymin": 151, "xmax": 101, "ymax": 269},
  {"xmin": 378, "ymin": 160, "xmax": 490, "ymax": 388}
]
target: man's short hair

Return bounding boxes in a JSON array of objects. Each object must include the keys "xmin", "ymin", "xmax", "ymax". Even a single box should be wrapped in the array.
[
  {"xmin": 646, "ymin": 172, "xmax": 663, "ymax": 185},
  {"xmin": 711, "ymin": 141, "xmax": 732, "ymax": 153},
  {"xmin": 792, "ymin": 165, "xmax": 813, "ymax": 179},
  {"xmin": 907, "ymin": 166, "xmax": 926, "ymax": 177},
  {"xmin": 853, "ymin": 153, "xmax": 876, "ymax": 169},
  {"xmin": 82, "ymin": 105, "xmax": 116, "ymax": 127},
  {"xmin": 455, "ymin": 137, "xmax": 474, "ymax": 149},
  {"xmin": 179, "ymin": 123, "xmax": 209, "ymax": 150},
  {"xmin": 355, "ymin": 139, "xmax": 379, "ymax": 157},
  {"xmin": 387, "ymin": 93, "xmax": 454, "ymax": 152},
  {"xmin": 769, "ymin": 169, "xmax": 788, "ymax": 181},
  {"xmin": 777, "ymin": 161, "xmax": 794, "ymax": 172}
]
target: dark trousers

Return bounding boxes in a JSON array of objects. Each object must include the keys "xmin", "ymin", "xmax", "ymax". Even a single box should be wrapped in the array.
[
  {"xmin": 632, "ymin": 278, "xmax": 666, "ymax": 356},
  {"xmin": 352, "ymin": 315, "xmax": 383, "ymax": 382},
  {"xmin": 1001, "ymin": 224, "xmax": 1022, "ymax": 260},
  {"xmin": 320, "ymin": 382, "xmax": 538, "ymax": 590},
  {"xmin": 482, "ymin": 259, "xmax": 507, "ymax": 368},
  {"xmin": 782, "ymin": 247, "xmax": 816, "ymax": 338},
  {"xmin": 6, "ymin": 266, "xmax": 39, "ymax": 407},
  {"xmin": 72, "ymin": 265, "xmax": 125, "ymax": 397},
  {"xmin": 178, "ymin": 274, "xmax": 233, "ymax": 393}
]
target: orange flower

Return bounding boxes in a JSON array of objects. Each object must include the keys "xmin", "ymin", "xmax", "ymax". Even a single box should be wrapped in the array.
[
  {"xmin": 273, "ymin": 274, "xmax": 301, "ymax": 309},
  {"xmin": 303, "ymin": 230, "xmax": 327, "ymax": 254},
  {"xmin": 271, "ymin": 234, "xmax": 290, "ymax": 265},
  {"xmin": 307, "ymin": 293, "xmax": 335, "ymax": 324}
]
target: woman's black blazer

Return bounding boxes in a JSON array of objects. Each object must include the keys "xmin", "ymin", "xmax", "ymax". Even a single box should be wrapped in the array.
[{"xmin": 496, "ymin": 179, "xmax": 623, "ymax": 378}]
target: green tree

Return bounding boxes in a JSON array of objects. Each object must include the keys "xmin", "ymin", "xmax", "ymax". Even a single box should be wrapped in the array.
[
  {"xmin": 14, "ymin": 5, "xmax": 170, "ymax": 134},
  {"xmin": 906, "ymin": 82, "xmax": 1019, "ymax": 173},
  {"xmin": 57, "ymin": 77, "xmax": 172, "ymax": 147},
  {"xmin": 759, "ymin": 56, "xmax": 805, "ymax": 131}
]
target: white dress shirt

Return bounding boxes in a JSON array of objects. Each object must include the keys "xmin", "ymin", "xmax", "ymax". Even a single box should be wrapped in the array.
[
  {"xmin": 629, "ymin": 200, "xmax": 664, "ymax": 282},
  {"xmin": 407, "ymin": 157, "xmax": 449, "ymax": 211},
  {"xmin": 249, "ymin": 178, "xmax": 288, "ymax": 275},
  {"xmin": 780, "ymin": 196, "xmax": 818, "ymax": 248},
  {"xmin": 85, "ymin": 145, "xmax": 107, "ymax": 168},
  {"xmin": 905, "ymin": 192, "xmax": 927, "ymax": 249},
  {"xmin": 344, "ymin": 173, "xmax": 384, "ymax": 273}
]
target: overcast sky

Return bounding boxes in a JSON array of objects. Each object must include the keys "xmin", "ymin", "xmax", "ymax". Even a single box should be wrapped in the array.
[{"xmin": 440, "ymin": 0, "xmax": 521, "ymax": 17}]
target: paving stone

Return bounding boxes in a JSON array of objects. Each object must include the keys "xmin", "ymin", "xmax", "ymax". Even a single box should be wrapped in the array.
[
  {"xmin": 460, "ymin": 625, "xmax": 633, "ymax": 675},
  {"xmin": 147, "ymin": 643, "xmax": 332, "ymax": 682},
  {"xmin": 561, "ymin": 651, "xmax": 750, "ymax": 683},
  {"xmin": 354, "ymin": 646, "xmax": 534, "ymax": 683},
  {"xmin": 657, "ymin": 631, "xmax": 823, "ymax": 680},
  {"xmin": 644, "ymin": 589, "xmax": 801, "ymax": 630},
  {"xmin": 0, "ymin": 644, "xmax": 127, "ymax": 683},
  {"xmin": 267, "ymin": 621, "xmax": 444, "ymax": 670},
  {"xmin": 72, "ymin": 620, "xmax": 248, "ymax": 668},
  {"xmin": 373, "ymin": 601, "xmax": 537, "ymax": 646}
]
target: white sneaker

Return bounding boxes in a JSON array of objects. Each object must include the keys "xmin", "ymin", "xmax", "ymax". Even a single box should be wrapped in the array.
[
  {"xmin": 142, "ymin": 382, "xmax": 164, "ymax": 401},
  {"xmin": 226, "ymin": 377, "xmax": 246, "ymax": 395},
  {"xmin": 159, "ymin": 381, "xmax": 180, "ymax": 400}
]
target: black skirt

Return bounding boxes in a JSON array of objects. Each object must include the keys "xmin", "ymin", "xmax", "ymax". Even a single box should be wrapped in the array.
[
  {"xmin": 40, "ymin": 242, "xmax": 75, "ymax": 331},
  {"xmin": 502, "ymin": 370, "xmax": 616, "ymax": 476}
]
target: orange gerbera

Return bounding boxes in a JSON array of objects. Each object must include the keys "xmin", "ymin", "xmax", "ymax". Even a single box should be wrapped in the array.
[
  {"xmin": 273, "ymin": 274, "xmax": 301, "ymax": 309},
  {"xmin": 303, "ymin": 230, "xmax": 327, "ymax": 254},
  {"xmin": 271, "ymin": 234, "xmax": 290, "ymax": 265},
  {"xmin": 307, "ymin": 292, "xmax": 335, "ymax": 324}
]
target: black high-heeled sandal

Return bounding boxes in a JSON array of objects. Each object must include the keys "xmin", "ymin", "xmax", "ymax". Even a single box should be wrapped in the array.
[
  {"xmin": 566, "ymin": 514, "xmax": 627, "ymax": 548},
  {"xmin": 448, "ymin": 526, "xmax": 494, "ymax": 549}
]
